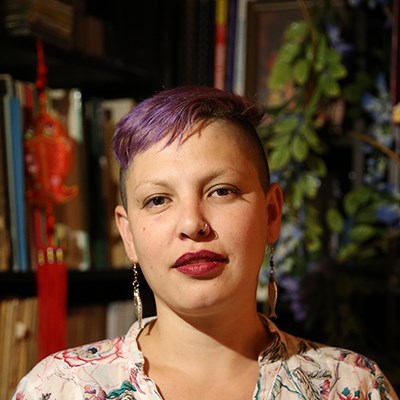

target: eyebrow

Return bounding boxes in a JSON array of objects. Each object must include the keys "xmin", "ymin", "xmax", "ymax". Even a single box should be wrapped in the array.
[{"xmin": 133, "ymin": 167, "xmax": 249, "ymax": 192}]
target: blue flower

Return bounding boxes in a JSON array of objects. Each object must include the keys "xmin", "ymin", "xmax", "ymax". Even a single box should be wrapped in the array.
[
  {"xmin": 325, "ymin": 23, "xmax": 352, "ymax": 56},
  {"xmin": 376, "ymin": 204, "xmax": 400, "ymax": 227}
]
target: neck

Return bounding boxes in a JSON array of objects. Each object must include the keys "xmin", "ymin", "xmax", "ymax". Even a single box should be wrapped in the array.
[{"xmin": 139, "ymin": 301, "xmax": 270, "ymax": 371}]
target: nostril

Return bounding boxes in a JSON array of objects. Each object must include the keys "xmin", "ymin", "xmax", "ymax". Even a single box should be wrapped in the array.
[{"xmin": 198, "ymin": 222, "xmax": 209, "ymax": 235}]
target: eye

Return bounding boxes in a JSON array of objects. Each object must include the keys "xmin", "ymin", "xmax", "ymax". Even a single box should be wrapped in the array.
[
  {"xmin": 209, "ymin": 186, "xmax": 238, "ymax": 197},
  {"xmin": 143, "ymin": 195, "xmax": 170, "ymax": 208}
]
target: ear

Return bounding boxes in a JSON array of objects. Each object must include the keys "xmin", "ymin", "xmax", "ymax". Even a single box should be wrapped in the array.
[
  {"xmin": 115, "ymin": 204, "xmax": 138, "ymax": 262},
  {"xmin": 265, "ymin": 183, "xmax": 283, "ymax": 243}
]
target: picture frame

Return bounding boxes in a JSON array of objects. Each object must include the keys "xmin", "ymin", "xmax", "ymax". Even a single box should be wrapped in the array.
[
  {"xmin": 245, "ymin": 1, "xmax": 304, "ymax": 106},
  {"xmin": 245, "ymin": 1, "xmax": 346, "ymax": 106}
]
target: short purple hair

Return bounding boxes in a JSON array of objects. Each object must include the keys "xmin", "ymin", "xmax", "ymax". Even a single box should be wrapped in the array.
[{"xmin": 113, "ymin": 86, "xmax": 269, "ymax": 208}]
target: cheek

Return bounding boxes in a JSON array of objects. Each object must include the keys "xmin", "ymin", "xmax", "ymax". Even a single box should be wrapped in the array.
[
  {"xmin": 132, "ymin": 217, "xmax": 173, "ymax": 261},
  {"xmin": 230, "ymin": 208, "xmax": 268, "ymax": 258}
]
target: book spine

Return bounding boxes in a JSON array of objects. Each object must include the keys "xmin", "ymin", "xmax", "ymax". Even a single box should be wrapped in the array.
[
  {"xmin": 213, "ymin": 0, "xmax": 228, "ymax": 90},
  {"xmin": 48, "ymin": 88, "xmax": 90, "ymax": 271},
  {"xmin": 2, "ymin": 85, "xmax": 29, "ymax": 272},
  {"xmin": 9, "ymin": 96, "xmax": 29, "ymax": 272},
  {"xmin": 0, "ymin": 87, "xmax": 11, "ymax": 272},
  {"xmin": 233, "ymin": 0, "xmax": 251, "ymax": 95},
  {"xmin": 225, "ymin": 0, "xmax": 238, "ymax": 91}
]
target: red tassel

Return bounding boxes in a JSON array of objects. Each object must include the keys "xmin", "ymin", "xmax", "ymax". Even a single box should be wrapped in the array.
[
  {"xmin": 26, "ymin": 40, "xmax": 74, "ymax": 361},
  {"xmin": 37, "ymin": 247, "xmax": 67, "ymax": 360}
]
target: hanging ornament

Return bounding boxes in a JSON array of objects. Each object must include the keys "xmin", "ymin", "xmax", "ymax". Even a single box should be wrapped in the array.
[{"xmin": 24, "ymin": 39, "xmax": 78, "ymax": 360}]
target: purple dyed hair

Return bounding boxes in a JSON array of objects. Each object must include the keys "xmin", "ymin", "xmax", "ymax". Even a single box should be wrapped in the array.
[{"xmin": 112, "ymin": 86, "xmax": 270, "ymax": 209}]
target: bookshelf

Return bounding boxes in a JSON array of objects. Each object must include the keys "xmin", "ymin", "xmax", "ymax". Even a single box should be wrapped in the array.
[
  {"xmin": 0, "ymin": 2, "xmax": 169, "ymax": 395},
  {"xmin": 0, "ymin": 269, "xmax": 156, "ymax": 311},
  {"xmin": 0, "ymin": 35, "xmax": 161, "ymax": 100}
]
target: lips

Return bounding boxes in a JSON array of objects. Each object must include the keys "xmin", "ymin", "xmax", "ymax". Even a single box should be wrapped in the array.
[{"xmin": 173, "ymin": 250, "xmax": 227, "ymax": 276}]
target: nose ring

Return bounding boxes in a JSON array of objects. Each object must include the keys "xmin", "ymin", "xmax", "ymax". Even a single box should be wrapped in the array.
[{"xmin": 199, "ymin": 222, "xmax": 209, "ymax": 234}]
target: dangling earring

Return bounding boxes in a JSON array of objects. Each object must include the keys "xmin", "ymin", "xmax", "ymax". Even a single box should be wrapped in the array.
[
  {"xmin": 132, "ymin": 263, "xmax": 143, "ymax": 329},
  {"xmin": 268, "ymin": 246, "xmax": 278, "ymax": 318}
]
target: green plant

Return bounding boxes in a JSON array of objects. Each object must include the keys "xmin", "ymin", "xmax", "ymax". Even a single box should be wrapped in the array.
[{"xmin": 258, "ymin": 0, "xmax": 400, "ymax": 388}]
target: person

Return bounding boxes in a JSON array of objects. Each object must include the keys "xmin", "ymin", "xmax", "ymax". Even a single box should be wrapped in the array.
[{"xmin": 12, "ymin": 86, "xmax": 398, "ymax": 400}]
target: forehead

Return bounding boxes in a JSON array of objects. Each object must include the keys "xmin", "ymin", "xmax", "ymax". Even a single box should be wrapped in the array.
[
  {"xmin": 138, "ymin": 120, "xmax": 256, "ymax": 162},
  {"xmin": 126, "ymin": 120, "xmax": 260, "ymax": 178}
]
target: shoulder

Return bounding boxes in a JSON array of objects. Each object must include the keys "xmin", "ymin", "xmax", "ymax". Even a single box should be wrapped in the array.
[
  {"xmin": 283, "ymin": 330, "xmax": 379, "ymax": 375},
  {"xmin": 282, "ymin": 330, "xmax": 396, "ymax": 398},
  {"xmin": 12, "ymin": 335, "xmax": 128, "ymax": 399},
  {"xmin": 11, "ymin": 319, "xmax": 155, "ymax": 399},
  {"xmin": 260, "ymin": 318, "xmax": 397, "ymax": 399}
]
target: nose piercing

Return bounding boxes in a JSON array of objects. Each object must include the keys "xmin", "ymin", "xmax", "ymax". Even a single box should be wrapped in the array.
[{"xmin": 199, "ymin": 222, "xmax": 209, "ymax": 234}]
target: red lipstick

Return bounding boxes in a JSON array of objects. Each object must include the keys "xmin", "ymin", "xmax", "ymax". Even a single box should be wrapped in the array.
[{"xmin": 173, "ymin": 250, "xmax": 227, "ymax": 276}]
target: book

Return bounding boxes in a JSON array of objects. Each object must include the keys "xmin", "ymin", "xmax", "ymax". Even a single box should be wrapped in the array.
[
  {"xmin": 15, "ymin": 79, "xmax": 39, "ymax": 271},
  {"xmin": 106, "ymin": 300, "xmax": 135, "ymax": 339},
  {"xmin": 84, "ymin": 97, "xmax": 135, "ymax": 269},
  {"xmin": 225, "ymin": 0, "xmax": 238, "ymax": 91},
  {"xmin": 0, "ymin": 79, "xmax": 12, "ymax": 271},
  {"xmin": 84, "ymin": 97, "xmax": 108, "ymax": 268},
  {"xmin": 213, "ymin": 0, "xmax": 228, "ymax": 89},
  {"xmin": 100, "ymin": 98, "xmax": 135, "ymax": 268},
  {"xmin": 4, "ymin": 0, "xmax": 75, "ymax": 49},
  {"xmin": 67, "ymin": 304, "xmax": 106, "ymax": 347},
  {"xmin": 0, "ymin": 74, "xmax": 29, "ymax": 272},
  {"xmin": 48, "ymin": 88, "xmax": 90, "ymax": 270},
  {"xmin": 232, "ymin": 0, "xmax": 253, "ymax": 95}
]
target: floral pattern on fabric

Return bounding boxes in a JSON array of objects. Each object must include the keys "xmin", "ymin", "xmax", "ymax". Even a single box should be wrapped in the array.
[
  {"xmin": 54, "ymin": 336, "xmax": 124, "ymax": 367},
  {"xmin": 11, "ymin": 317, "xmax": 398, "ymax": 400}
]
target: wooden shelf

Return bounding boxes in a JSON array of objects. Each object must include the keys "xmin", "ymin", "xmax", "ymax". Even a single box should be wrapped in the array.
[
  {"xmin": 0, "ymin": 269, "xmax": 156, "ymax": 314},
  {"xmin": 0, "ymin": 34, "xmax": 161, "ymax": 99}
]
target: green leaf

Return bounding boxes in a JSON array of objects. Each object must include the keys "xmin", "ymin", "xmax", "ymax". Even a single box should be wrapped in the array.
[
  {"xmin": 291, "ymin": 181, "xmax": 304, "ymax": 209},
  {"xmin": 301, "ymin": 126, "xmax": 320, "ymax": 147},
  {"xmin": 325, "ymin": 48, "xmax": 341, "ymax": 65},
  {"xmin": 305, "ymin": 235, "xmax": 322, "ymax": 253},
  {"xmin": 349, "ymin": 224, "xmax": 375, "ymax": 242},
  {"xmin": 267, "ymin": 61, "xmax": 292, "ymax": 89},
  {"xmin": 293, "ymin": 59, "xmax": 311, "ymax": 85},
  {"xmin": 337, "ymin": 243, "xmax": 358, "ymax": 262},
  {"xmin": 315, "ymin": 36, "xmax": 328, "ymax": 71},
  {"xmin": 344, "ymin": 187, "xmax": 372, "ymax": 215},
  {"xmin": 268, "ymin": 147, "xmax": 291, "ymax": 171},
  {"xmin": 306, "ymin": 83, "xmax": 324, "ymax": 115},
  {"xmin": 326, "ymin": 208, "xmax": 344, "ymax": 233},
  {"xmin": 322, "ymin": 78, "xmax": 341, "ymax": 97},
  {"xmin": 305, "ymin": 217, "xmax": 323, "ymax": 235},
  {"xmin": 268, "ymin": 131, "xmax": 292, "ymax": 148},
  {"xmin": 273, "ymin": 116, "xmax": 298, "ymax": 134},
  {"xmin": 330, "ymin": 62, "xmax": 347, "ymax": 80},
  {"xmin": 291, "ymin": 135, "xmax": 309, "ymax": 161},
  {"xmin": 278, "ymin": 42, "xmax": 301, "ymax": 63},
  {"xmin": 302, "ymin": 173, "xmax": 320, "ymax": 198},
  {"xmin": 284, "ymin": 21, "xmax": 308, "ymax": 42}
]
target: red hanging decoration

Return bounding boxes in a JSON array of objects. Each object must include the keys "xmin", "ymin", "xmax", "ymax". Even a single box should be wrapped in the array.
[{"xmin": 24, "ymin": 39, "xmax": 78, "ymax": 360}]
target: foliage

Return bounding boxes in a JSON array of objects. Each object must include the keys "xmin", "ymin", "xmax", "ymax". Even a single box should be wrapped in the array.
[{"xmin": 258, "ymin": 0, "xmax": 400, "ymax": 387}]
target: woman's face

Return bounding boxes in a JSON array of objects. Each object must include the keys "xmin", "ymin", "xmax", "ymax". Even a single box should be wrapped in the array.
[{"xmin": 115, "ymin": 121, "xmax": 283, "ymax": 317}]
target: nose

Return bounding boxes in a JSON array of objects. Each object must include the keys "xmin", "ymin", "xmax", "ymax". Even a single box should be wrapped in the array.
[{"xmin": 177, "ymin": 200, "xmax": 210, "ymax": 239}]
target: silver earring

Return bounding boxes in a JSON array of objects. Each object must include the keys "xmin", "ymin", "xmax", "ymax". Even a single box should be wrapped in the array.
[
  {"xmin": 268, "ymin": 246, "xmax": 278, "ymax": 318},
  {"xmin": 132, "ymin": 263, "xmax": 143, "ymax": 329}
]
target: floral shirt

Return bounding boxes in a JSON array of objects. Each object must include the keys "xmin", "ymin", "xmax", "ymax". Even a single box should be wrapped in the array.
[{"xmin": 12, "ymin": 316, "xmax": 398, "ymax": 400}]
